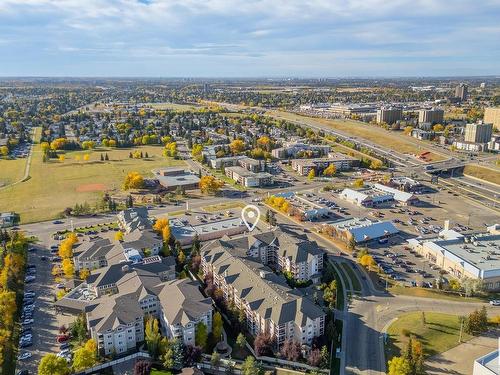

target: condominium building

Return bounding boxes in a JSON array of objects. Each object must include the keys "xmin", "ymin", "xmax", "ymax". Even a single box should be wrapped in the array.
[
  {"xmin": 454, "ymin": 83, "xmax": 468, "ymax": 101},
  {"xmin": 158, "ymin": 279, "xmax": 213, "ymax": 345},
  {"xmin": 201, "ymin": 239, "xmax": 325, "ymax": 348},
  {"xmin": 271, "ymin": 142, "xmax": 331, "ymax": 159},
  {"xmin": 225, "ymin": 166, "xmax": 273, "ymax": 187},
  {"xmin": 291, "ymin": 153, "xmax": 359, "ymax": 176},
  {"xmin": 376, "ymin": 107, "xmax": 402, "ymax": 125},
  {"xmin": 418, "ymin": 108, "xmax": 444, "ymax": 125},
  {"xmin": 464, "ymin": 122, "xmax": 493, "ymax": 143},
  {"xmin": 484, "ymin": 107, "xmax": 500, "ymax": 131}
]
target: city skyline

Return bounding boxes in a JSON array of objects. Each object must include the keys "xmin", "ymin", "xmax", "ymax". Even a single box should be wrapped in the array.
[{"xmin": 1, "ymin": 0, "xmax": 500, "ymax": 77}]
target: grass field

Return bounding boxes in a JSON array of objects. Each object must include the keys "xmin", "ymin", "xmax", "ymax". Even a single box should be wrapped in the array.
[
  {"xmin": 463, "ymin": 164, "xmax": 500, "ymax": 185},
  {"xmin": 0, "ymin": 157, "xmax": 26, "ymax": 187},
  {"xmin": 147, "ymin": 102, "xmax": 202, "ymax": 111},
  {"xmin": 266, "ymin": 110, "xmax": 447, "ymax": 162},
  {"xmin": 0, "ymin": 131, "xmax": 185, "ymax": 223},
  {"xmin": 386, "ymin": 312, "xmax": 471, "ymax": 359},
  {"xmin": 340, "ymin": 263, "xmax": 362, "ymax": 292},
  {"xmin": 389, "ymin": 285, "xmax": 485, "ymax": 303}
]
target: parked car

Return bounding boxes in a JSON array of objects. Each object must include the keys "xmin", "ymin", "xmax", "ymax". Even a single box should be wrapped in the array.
[
  {"xmin": 22, "ymin": 319, "xmax": 34, "ymax": 326},
  {"xmin": 489, "ymin": 300, "xmax": 500, "ymax": 306},
  {"xmin": 17, "ymin": 352, "xmax": 32, "ymax": 361}
]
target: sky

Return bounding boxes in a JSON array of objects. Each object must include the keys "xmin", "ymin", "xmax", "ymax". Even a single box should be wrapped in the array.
[{"xmin": 1, "ymin": 0, "xmax": 500, "ymax": 77}]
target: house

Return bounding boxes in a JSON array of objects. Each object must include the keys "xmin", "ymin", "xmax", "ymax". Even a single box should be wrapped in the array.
[
  {"xmin": 158, "ymin": 279, "xmax": 213, "ymax": 345},
  {"xmin": 201, "ymin": 241, "xmax": 326, "ymax": 348}
]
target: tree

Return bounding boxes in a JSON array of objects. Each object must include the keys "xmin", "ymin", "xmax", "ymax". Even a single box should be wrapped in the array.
[
  {"xmin": 387, "ymin": 356, "xmax": 411, "ymax": 375},
  {"xmin": 307, "ymin": 169, "xmax": 316, "ymax": 180},
  {"xmin": 162, "ymin": 224, "xmax": 171, "ymax": 244},
  {"xmin": 145, "ymin": 316, "xmax": 161, "ymax": 358},
  {"xmin": 229, "ymin": 139, "xmax": 245, "ymax": 154},
  {"xmin": 83, "ymin": 153, "xmax": 90, "ymax": 161},
  {"xmin": 210, "ymin": 351, "xmax": 221, "ymax": 366},
  {"xmin": 0, "ymin": 146, "xmax": 8, "ymax": 157},
  {"xmin": 236, "ymin": 332, "xmax": 246, "ymax": 350},
  {"xmin": 323, "ymin": 163, "xmax": 337, "ymax": 176},
  {"xmin": 241, "ymin": 356, "xmax": 263, "ymax": 375},
  {"xmin": 308, "ymin": 348, "xmax": 322, "ymax": 367},
  {"xmin": 254, "ymin": 333, "xmax": 274, "ymax": 356},
  {"xmin": 123, "ymin": 171, "xmax": 144, "ymax": 190},
  {"xmin": 212, "ymin": 312, "xmax": 223, "ymax": 342},
  {"xmin": 191, "ymin": 144, "xmax": 204, "ymax": 160},
  {"xmin": 465, "ymin": 307, "xmax": 488, "ymax": 335},
  {"xmin": 153, "ymin": 218, "xmax": 169, "ymax": 232},
  {"xmin": 114, "ymin": 231, "xmax": 124, "ymax": 241},
  {"xmin": 133, "ymin": 359, "xmax": 152, "ymax": 375},
  {"xmin": 61, "ymin": 258, "xmax": 75, "ymax": 278},
  {"xmin": 72, "ymin": 339, "xmax": 98, "ymax": 371},
  {"xmin": 79, "ymin": 268, "xmax": 90, "ymax": 280},
  {"xmin": 58, "ymin": 154, "xmax": 65, "ymax": 162},
  {"xmin": 199, "ymin": 175, "xmax": 224, "ymax": 194},
  {"xmin": 353, "ymin": 178, "xmax": 364, "ymax": 188},
  {"xmin": 195, "ymin": 322, "xmax": 208, "ymax": 350},
  {"xmin": 322, "ymin": 280, "xmax": 337, "ymax": 308},
  {"xmin": 433, "ymin": 124, "xmax": 444, "ymax": 132},
  {"xmin": 183, "ymin": 345, "xmax": 202, "ymax": 366},
  {"xmin": 38, "ymin": 354, "xmax": 70, "ymax": 375},
  {"xmin": 370, "ymin": 159, "xmax": 383, "ymax": 170},
  {"xmin": 280, "ymin": 339, "xmax": 301, "ymax": 361},
  {"xmin": 359, "ymin": 254, "xmax": 376, "ymax": 270}
]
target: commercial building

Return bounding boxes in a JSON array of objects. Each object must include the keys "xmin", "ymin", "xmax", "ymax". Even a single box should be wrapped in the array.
[
  {"xmin": 473, "ymin": 350, "xmax": 499, "ymax": 375},
  {"xmin": 291, "ymin": 153, "xmax": 359, "ymax": 176},
  {"xmin": 153, "ymin": 168, "xmax": 201, "ymax": 191},
  {"xmin": 484, "ymin": 107, "xmax": 500, "ymax": 131},
  {"xmin": 225, "ymin": 166, "xmax": 273, "ymax": 187},
  {"xmin": 388, "ymin": 177, "xmax": 424, "ymax": 192},
  {"xmin": 407, "ymin": 225, "xmax": 500, "ymax": 290},
  {"xmin": 201, "ymin": 233, "xmax": 326, "ymax": 348},
  {"xmin": 340, "ymin": 187, "xmax": 393, "ymax": 207},
  {"xmin": 454, "ymin": 83, "xmax": 468, "ymax": 101},
  {"xmin": 372, "ymin": 183, "xmax": 419, "ymax": 205},
  {"xmin": 465, "ymin": 122, "xmax": 494, "ymax": 143},
  {"xmin": 325, "ymin": 217, "xmax": 399, "ymax": 244},
  {"xmin": 376, "ymin": 107, "xmax": 402, "ymax": 125},
  {"xmin": 418, "ymin": 108, "xmax": 444, "ymax": 125},
  {"xmin": 169, "ymin": 216, "xmax": 247, "ymax": 247}
]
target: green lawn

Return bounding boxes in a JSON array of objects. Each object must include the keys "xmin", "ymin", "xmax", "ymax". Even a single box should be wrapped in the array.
[
  {"xmin": 151, "ymin": 370, "xmax": 173, "ymax": 375},
  {"xmin": 0, "ymin": 129, "xmax": 185, "ymax": 223},
  {"xmin": 386, "ymin": 312, "xmax": 472, "ymax": 360},
  {"xmin": 0, "ymin": 157, "xmax": 26, "ymax": 187},
  {"xmin": 340, "ymin": 263, "xmax": 362, "ymax": 292}
]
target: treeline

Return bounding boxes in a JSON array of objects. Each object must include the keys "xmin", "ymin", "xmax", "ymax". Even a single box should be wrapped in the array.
[{"xmin": 0, "ymin": 230, "xmax": 29, "ymax": 372}]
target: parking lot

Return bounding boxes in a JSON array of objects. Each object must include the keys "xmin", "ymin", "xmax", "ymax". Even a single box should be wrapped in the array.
[{"xmin": 15, "ymin": 241, "xmax": 77, "ymax": 375}]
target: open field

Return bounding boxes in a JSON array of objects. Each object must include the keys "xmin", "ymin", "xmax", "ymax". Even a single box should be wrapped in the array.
[
  {"xmin": 0, "ymin": 158, "xmax": 26, "ymax": 187},
  {"xmin": 266, "ymin": 110, "xmax": 447, "ymax": 162},
  {"xmin": 146, "ymin": 102, "xmax": 202, "ymax": 111},
  {"xmin": 0, "ymin": 136, "xmax": 185, "ymax": 223},
  {"xmin": 463, "ymin": 164, "xmax": 500, "ymax": 185},
  {"xmin": 386, "ymin": 312, "xmax": 472, "ymax": 359}
]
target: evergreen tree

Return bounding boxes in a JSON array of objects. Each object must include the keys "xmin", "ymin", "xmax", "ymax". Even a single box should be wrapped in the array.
[
  {"xmin": 100, "ymin": 153, "xmax": 104, "ymax": 161},
  {"xmin": 105, "ymin": 153, "xmax": 109, "ymax": 161}
]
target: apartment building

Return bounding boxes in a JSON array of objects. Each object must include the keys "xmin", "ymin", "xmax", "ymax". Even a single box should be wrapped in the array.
[
  {"xmin": 376, "ymin": 107, "xmax": 402, "ymax": 125},
  {"xmin": 464, "ymin": 122, "xmax": 493, "ymax": 143},
  {"xmin": 484, "ymin": 107, "xmax": 500, "ymax": 131},
  {"xmin": 454, "ymin": 83, "xmax": 468, "ymax": 101},
  {"xmin": 201, "ymin": 243, "xmax": 325, "ymax": 348},
  {"xmin": 117, "ymin": 207, "xmax": 151, "ymax": 234},
  {"xmin": 291, "ymin": 153, "xmax": 359, "ymax": 176},
  {"xmin": 272, "ymin": 142, "xmax": 331, "ymax": 159},
  {"xmin": 418, "ymin": 108, "xmax": 444, "ymax": 125},
  {"xmin": 158, "ymin": 279, "xmax": 213, "ymax": 345},
  {"xmin": 225, "ymin": 166, "xmax": 273, "ymax": 187}
]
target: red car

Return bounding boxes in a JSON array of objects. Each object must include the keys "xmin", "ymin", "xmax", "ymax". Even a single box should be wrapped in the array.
[{"xmin": 56, "ymin": 335, "xmax": 70, "ymax": 343}]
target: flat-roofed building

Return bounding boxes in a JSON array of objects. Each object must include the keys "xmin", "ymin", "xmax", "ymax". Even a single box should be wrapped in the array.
[
  {"xmin": 418, "ymin": 108, "xmax": 444, "ymax": 125},
  {"xmin": 271, "ymin": 142, "xmax": 331, "ymax": 159},
  {"xmin": 473, "ymin": 350, "xmax": 499, "ymax": 375},
  {"xmin": 376, "ymin": 107, "xmax": 402, "ymax": 125},
  {"xmin": 153, "ymin": 168, "xmax": 200, "ymax": 191},
  {"xmin": 325, "ymin": 217, "xmax": 399, "ymax": 244},
  {"xmin": 484, "ymin": 107, "xmax": 500, "ymax": 131},
  {"xmin": 291, "ymin": 153, "xmax": 359, "ymax": 176},
  {"xmin": 465, "ymin": 122, "xmax": 494, "ymax": 144},
  {"xmin": 169, "ymin": 216, "xmax": 247, "ymax": 247},
  {"xmin": 340, "ymin": 187, "xmax": 394, "ymax": 207},
  {"xmin": 407, "ymin": 226, "xmax": 500, "ymax": 290},
  {"xmin": 225, "ymin": 166, "xmax": 273, "ymax": 187}
]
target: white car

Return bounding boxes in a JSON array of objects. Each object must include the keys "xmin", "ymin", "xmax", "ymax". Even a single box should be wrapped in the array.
[
  {"xmin": 18, "ymin": 352, "xmax": 32, "ymax": 360},
  {"xmin": 22, "ymin": 319, "xmax": 34, "ymax": 326},
  {"xmin": 489, "ymin": 300, "xmax": 500, "ymax": 306}
]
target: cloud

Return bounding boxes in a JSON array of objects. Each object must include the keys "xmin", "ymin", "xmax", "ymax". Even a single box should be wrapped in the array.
[{"xmin": 0, "ymin": 0, "xmax": 499, "ymax": 75}]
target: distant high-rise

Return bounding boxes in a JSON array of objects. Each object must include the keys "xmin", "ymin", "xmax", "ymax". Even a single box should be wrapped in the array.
[
  {"xmin": 464, "ymin": 122, "xmax": 493, "ymax": 143},
  {"xmin": 484, "ymin": 107, "xmax": 500, "ymax": 131},
  {"xmin": 376, "ymin": 107, "xmax": 402, "ymax": 125},
  {"xmin": 454, "ymin": 83, "xmax": 468, "ymax": 101},
  {"xmin": 418, "ymin": 108, "xmax": 444, "ymax": 125}
]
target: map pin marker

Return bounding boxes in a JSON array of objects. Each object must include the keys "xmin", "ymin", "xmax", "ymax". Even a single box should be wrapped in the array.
[{"xmin": 241, "ymin": 204, "xmax": 260, "ymax": 232}]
